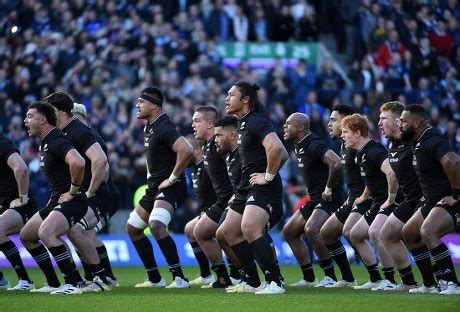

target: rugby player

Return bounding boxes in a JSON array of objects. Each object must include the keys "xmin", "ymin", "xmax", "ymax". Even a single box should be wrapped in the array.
[
  {"xmin": 283, "ymin": 113, "xmax": 346, "ymax": 287},
  {"xmin": 127, "ymin": 86, "xmax": 193, "ymax": 288}
]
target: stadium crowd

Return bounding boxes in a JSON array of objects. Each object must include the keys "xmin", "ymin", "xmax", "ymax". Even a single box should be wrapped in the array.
[{"xmin": 0, "ymin": 0, "xmax": 459, "ymax": 226}]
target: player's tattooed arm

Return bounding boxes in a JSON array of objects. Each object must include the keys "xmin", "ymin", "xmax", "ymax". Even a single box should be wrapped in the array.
[{"xmin": 439, "ymin": 152, "xmax": 460, "ymax": 206}]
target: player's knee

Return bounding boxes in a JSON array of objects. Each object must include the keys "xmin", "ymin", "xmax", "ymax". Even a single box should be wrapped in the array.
[
  {"xmin": 216, "ymin": 227, "xmax": 226, "ymax": 246},
  {"xmin": 38, "ymin": 225, "xmax": 53, "ymax": 245},
  {"xmin": 368, "ymin": 226, "xmax": 381, "ymax": 243},
  {"xmin": 349, "ymin": 227, "xmax": 361, "ymax": 245},
  {"xmin": 241, "ymin": 222, "xmax": 262, "ymax": 242},
  {"xmin": 419, "ymin": 224, "xmax": 436, "ymax": 245},
  {"xmin": 304, "ymin": 224, "xmax": 319, "ymax": 240},
  {"xmin": 381, "ymin": 224, "xmax": 396, "ymax": 244},
  {"xmin": 282, "ymin": 223, "xmax": 295, "ymax": 241},
  {"xmin": 401, "ymin": 223, "xmax": 418, "ymax": 246},
  {"xmin": 342, "ymin": 227, "xmax": 352, "ymax": 243},
  {"xmin": 193, "ymin": 224, "xmax": 206, "ymax": 242},
  {"xmin": 127, "ymin": 211, "xmax": 148, "ymax": 230},
  {"xmin": 320, "ymin": 225, "xmax": 333, "ymax": 244},
  {"xmin": 149, "ymin": 220, "xmax": 167, "ymax": 239},
  {"xmin": 184, "ymin": 222, "xmax": 195, "ymax": 241}
]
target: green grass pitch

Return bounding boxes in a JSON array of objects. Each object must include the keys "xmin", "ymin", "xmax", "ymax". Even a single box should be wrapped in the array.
[{"xmin": 1, "ymin": 265, "xmax": 458, "ymax": 311}]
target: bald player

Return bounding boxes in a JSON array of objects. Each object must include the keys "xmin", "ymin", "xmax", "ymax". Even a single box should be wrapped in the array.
[{"xmin": 283, "ymin": 113, "xmax": 346, "ymax": 287}]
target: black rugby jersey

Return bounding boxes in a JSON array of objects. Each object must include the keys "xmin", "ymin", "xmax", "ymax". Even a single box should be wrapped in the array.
[
  {"xmin": 61, "ymin": 118, "xmax": 100, "ymax": 191},
  {"xmin": 412, "ymin": 128, "xmax": 453, "ymax": 201},
  {"xmin": 0, "ymin": 133, "xmax": 21, "ymax": 202},
  {"xmin": 340, "ymin": 143, "xmax": 365, "ymax": 199},
  {"xmin": 237, "ymin": 111, "xmax": 275, "ymax": 190},
  {"xmin": 226, "ymin": 147, "xmax": 242, "ymax": 192},
  {"xmin": 144, "ymin": 113, "xmax": 183, "ymax": 188},
  {"xmin": 89, "ymin": 126, "xmax": 119, "ymax": 197},
  {"xmin": 295, "ymin": 132, "xmax": 342, "ymax": 201},
  {"xmin": 39, "ymin": 128, "xmax": 74, "ymax": 197},
  {"xmin": 192, "ymin": 159, "xmax": 217, "ymax": 211},
  {"xmin": 355, "ymin": 140, "xmax": 388, "ymax": 201},
  {"xmin": 388, "ymin": 137, "xmax": 422, "ymax": 203},
  {"xmin": 203, "ymin": 137, "xmax": 233, "ymax": 207}
]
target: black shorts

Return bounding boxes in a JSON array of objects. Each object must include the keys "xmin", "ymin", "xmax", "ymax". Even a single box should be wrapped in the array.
[
  {"xmin": 300, "ymin": 192, "xmax": 346, "ymax": 221},
  {"xmin": 4, "ymin": 197, "xmax": 38, "ymax": 225},
  {"xmin": 88, "ymin": 188, "xmax": 112, "ymax": 223},
  {"xmin": 299, "ymin": 200, "xmax": 319, "ymax": 221},
  {"xmin": 218, "ymin": 207, "xmax": 228, "ymax": 226},
  {"xmin": 335, "ymin": 197, "xmax": 358, "ymax": 224},
  {"xmin": 230, "ymin": 179, "xmax": 283, "ymax": 230},
  {"xmin": 393, "ymin": 200, "xmax": 420, "ymax": 223},
  {"xmin": 364, "ymin": 199, "xmax": 396, "ymax": 226},
  {"xmin": 419, "ymin": 197, "xmax": 446, "ymax": 219},
  {"xmin": 39, "ymin": 193, "xmax": 88, "ymax": 227},
  {"xmin": 139, "ymin": 180, "xmax": 187, "ymax": 214},
  {"xmin": 205, "ymin": 203, "xmax": 225, "ymax": 224},
  {"xmin": 108, "ymin": 192, "xmax": 120, "ymax": 219},
  {"xmin": 350, "ymin": 198, "xmax": 373, "ymax": 216},
  {"xmin": 421, "ymin": 199, "xmax": 460, "ymax": 231}
]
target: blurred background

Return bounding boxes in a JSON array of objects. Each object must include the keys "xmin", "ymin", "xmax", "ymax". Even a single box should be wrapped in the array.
[{"xmin": 1, "ymin": 0, "xmax": 459, "ymax": 234}]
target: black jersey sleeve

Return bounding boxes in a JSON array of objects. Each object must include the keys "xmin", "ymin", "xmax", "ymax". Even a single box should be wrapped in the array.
[
  {"xmin": 429, "ymin": 137, "xmax": 454, "ymax": 162},
  {"xmin": 249, "ymin": 117, "xmax": 275, "ymax": 143},
  {"xmin": 73, "ymin": 126, "xmax": 98, "ymax": 155},
  {"xmin": 368, "ymin": 144, "xmax": 388, "ymax": 170},
  {"xmin": 0, "ymin": 135, "xmax": 19, "ymax": 162},
  {"xmin": 159, "ymin": 127, "xmax": 182, "ymax": 149},
  {"xmin": 310, "ymin": 139, "xmax": 329, "ymax": 162},
  {"xmin": 50, "ymin": 135, "xmax": 74, "ymax": 162}
]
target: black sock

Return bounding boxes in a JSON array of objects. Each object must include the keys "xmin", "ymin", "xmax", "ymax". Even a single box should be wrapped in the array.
[
  {"xmin": 398, "ymin": 265, "xmax": 417, "ymax": 286},
  {"xmin": 28, "ymin": 245, "xmax": 60, "ymax": 287},
  {"xmin": 89, "ymin": 263, "xmax": 109, "ymax": 284},
  {"xmin": 431, "ymin": 263, "xmax": 444, "ymax": 281},
  {"xmin": 231, "ymin": 240, "xmax": 260, "ymax": 287},
  {"xmin": 382, "ymin": 267, "xmax": 396, "ymax": 284},
  {"xmin": 264, "ymin": 233, "xmax": 279, "ymax": 265},
  {"xmin": 211, "ymin": 263, "xmax": 231, "ymax": 286},
  {"xmin": 190, "ymin": 241, "xmax": 211, "ymax": 277},
  {"xmin": 228, "ymin": 262, "xmax": 240, "ymax": 280},
  {"xmin": 0, "ymin": 271, "xmax": 4, "ymax": 280},
  {"xmin": 75, "ymin": 251, "xmax": 92, "ymax": 281},
  {"xmin": 430, "ymin": 244, "xmax": 458, "ymax": 284},
  {"xmin": 0, "ymin": 241, "xmax": 31, "ymax": 282},
  {"xmin": 327, "ymin": 241, "xmax": 354, "ymax": 282},
  {"xmin": 320, "ymin": 258, "xmax": 337, "ymax": 281},
  {"xmin": 366, "ymin": 263, "xmax": 382, "ymax": 282},
  {"xmin": 250, "ymin": 236, "xmax": 282, "ymax": 286},
  {"xmin": 410, "ymin": 246, "xmax": 437, "ymax": 287},
  {"xmin": 48, "ymin": 245, "xmax": 77, "ymax": 286},
  {"xmin": 238, "ymin": 267, "xmax": 247, "ymax": 282},
  {"xmin": 70, "ymin": 260, "xmax": 83, "ymax": 283},
  {"xmin": 96, "ymin": 245, "xmax": 116, "ymax": 280},
  {"xmin": 301, "ymin": 263, "xmax": 315, "ymax": 282},
  {"xmin": 157, "ymin": 236, "xmax": 184, "ymax": 279},
  {"xmin": 132, "ymin": 237, "xmax": 161, "ymax": 283}
]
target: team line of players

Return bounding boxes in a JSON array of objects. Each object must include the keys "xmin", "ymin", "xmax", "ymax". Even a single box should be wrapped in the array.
[{"xmin": 0, "ymin": 81, "xmax": 459, "ymax": 295}]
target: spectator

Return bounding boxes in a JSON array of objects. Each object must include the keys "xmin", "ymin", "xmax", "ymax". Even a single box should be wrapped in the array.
[
  {"xmin": 375, "ymin": 30, "xmax": 406, "ymax": 69},
  {"xmin": 232, "ymin": 5, "xmax": 248, "ymax": 42},
  {"xmin": 429, "ymin": 19, "xmax": 453, "ymax": 57},
  {"xmin": 296, "ymin": 5, "xmax": 319, "ymax": 42},
  {"xmin": 270, "ymin": 4, "xmax": 295, "ymax": 42}
]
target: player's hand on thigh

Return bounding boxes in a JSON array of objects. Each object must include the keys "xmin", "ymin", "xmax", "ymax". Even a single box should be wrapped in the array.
[
  {"xmin": 9, "ymin": 198, "xmax": 25, "ymax": 208},
  {"xmin": 437, "ymin": 196, "xmax": 458, "ymax": 207},
  {"xmin": 158, "ymin": 179, "xmax": 175, "ymax": 190},
  {"xmin": 249, "ymin": 172, "xmax": 268, "ymax": 185},
  {"xmin": 58, "ymin": 191, "xmax": 75, "ymax": 203}
]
